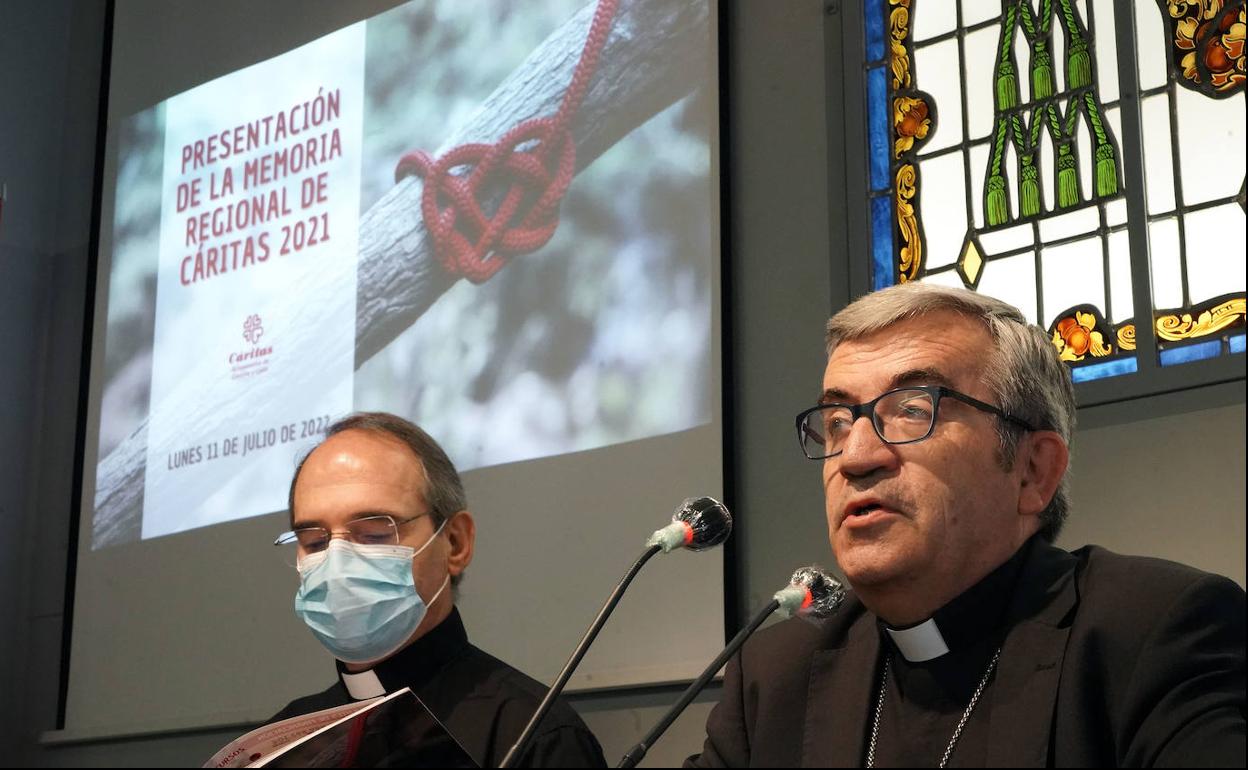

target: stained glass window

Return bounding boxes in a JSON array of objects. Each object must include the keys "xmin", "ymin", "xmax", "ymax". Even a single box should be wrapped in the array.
[{"xmin": 858, "ymin": 0, "xmax": 1246, "ymax": 391}]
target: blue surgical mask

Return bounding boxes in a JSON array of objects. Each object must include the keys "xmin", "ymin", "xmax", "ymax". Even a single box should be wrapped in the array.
[{"xmin": 293, "ymin": 521, "xmax": 449, "ymax": 664}]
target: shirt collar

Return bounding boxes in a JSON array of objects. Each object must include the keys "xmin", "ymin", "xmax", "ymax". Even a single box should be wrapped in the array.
[
  {"xmin": 335, "ymin": 606, "xmax": 470, "ymax": 699},
  {"xmin": 884, "ymin": 617, "xmax": 949, "ymax": 663},
  {"xmin": 883, "ymin": 536, "xmax": 1035, "ymax": 662}
]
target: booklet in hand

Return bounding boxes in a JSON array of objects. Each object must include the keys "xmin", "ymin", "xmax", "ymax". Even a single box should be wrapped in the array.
[{"xmin": 206, "ymin": 688, "xmax": 478, "ymax": 768}]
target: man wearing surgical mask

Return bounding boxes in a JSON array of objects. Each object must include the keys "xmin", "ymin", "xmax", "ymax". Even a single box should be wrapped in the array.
[{"xmin": 269, "ymin": 412, "xmax": 606, "ymax": 768}]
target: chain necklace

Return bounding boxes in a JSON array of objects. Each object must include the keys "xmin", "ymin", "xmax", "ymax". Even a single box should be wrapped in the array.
[{"xmin": 865, "ymin": 647, "xmax": 1002, "ymax": 769}]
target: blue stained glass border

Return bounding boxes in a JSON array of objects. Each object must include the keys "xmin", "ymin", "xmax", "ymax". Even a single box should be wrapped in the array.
[
  {"xmin": 871, "ymin": 195, "xmax": 895, "ymax": 290},
  {"xmin": 1071, "ymin": 357, "xmax": 1139, "ymax": 383},
  {"xmin": 1229, "ymin": 334, "xmax": 1245, "ymax": 354},
  {"xmin": 865, "ymin": 0, "xmax": 886, "ymax": 62},
  {"xmin": 1159, "ymin": 340, "xmax": 1223, "ymax": 366},
  {"xmin": 867, "ymin": 66, "xmax": 890, "ymax": 192}
]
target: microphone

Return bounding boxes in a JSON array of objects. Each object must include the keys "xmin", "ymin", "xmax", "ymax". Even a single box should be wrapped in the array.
[
  {"xmin": 616, "ymin": 566, "xmax": 845, "ymax": 768},
  {"xmin": 499, "ymin": 497, "xmax": 733, "ymax": 768},
  {"xmin": 646, "ymin": 496, "xmax": 733, "ymax": 552}
]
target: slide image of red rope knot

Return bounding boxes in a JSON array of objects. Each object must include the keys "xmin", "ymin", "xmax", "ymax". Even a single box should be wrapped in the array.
[
  {"xmin": 393, "ymin": 0, "xmax": 617, "ymax": 284},
  {"xmin": 394, "ymin": 116, "xmax": 577, "ymax": 284}
]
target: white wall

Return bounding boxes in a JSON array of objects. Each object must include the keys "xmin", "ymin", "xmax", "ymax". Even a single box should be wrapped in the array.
[{"xmin": 1060, "ymin": 385, "xmax": 1246, "ymax": 586}]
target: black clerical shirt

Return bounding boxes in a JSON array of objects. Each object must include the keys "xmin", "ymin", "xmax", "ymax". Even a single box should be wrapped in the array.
[
  {"xmin": 685, "ymin": 535, "xmax": 1245, "ymax": 767},
  {"xmin": 269, "ymin": 607, "xmax": 606, "ymax": 768},
  {"xmin": 867, "ymin": 538, "xmax": 1032, "ymax": 767}
]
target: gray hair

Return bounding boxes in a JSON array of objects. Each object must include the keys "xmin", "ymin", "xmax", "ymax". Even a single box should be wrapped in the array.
[
  {"xmin": 288, "ymin": 412, "xmax": 467, "ymax": 528},
  {"xmin": 826, "ymin": 283, "xmax": 1076, "ymax": 541}
]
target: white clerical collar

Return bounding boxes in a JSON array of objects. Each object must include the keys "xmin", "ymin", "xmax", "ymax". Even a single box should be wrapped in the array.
[
  {"xmin": 885, "ymin": 617, "xmax": 950, "ymax": 662},
  {"xmin": 341, "ymin": 667, "xmax": 386, "ymax": 700}
]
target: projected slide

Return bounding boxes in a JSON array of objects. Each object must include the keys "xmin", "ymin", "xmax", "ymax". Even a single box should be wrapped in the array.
[{"xmin": 92, "ymin": 0, "xmax": 714, "ymax": 548}]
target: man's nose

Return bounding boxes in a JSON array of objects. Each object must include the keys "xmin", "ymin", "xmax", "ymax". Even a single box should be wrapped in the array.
[{"xmin": 835, "ymin": 415, "xmax": 897, "ymax": 478}]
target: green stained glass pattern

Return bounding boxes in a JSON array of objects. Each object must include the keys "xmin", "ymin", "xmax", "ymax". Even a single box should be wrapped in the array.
[
  {"xmin": 861, "ymin": 0, "xmax": 1246, "ymax": 383},
  {"xmin": 863, "ymin": 0, "xmax": 1131, "ymax": 375},
  {"xmin": 984, "ymin": 0, "xmax": 1122, "ymax": 228}
]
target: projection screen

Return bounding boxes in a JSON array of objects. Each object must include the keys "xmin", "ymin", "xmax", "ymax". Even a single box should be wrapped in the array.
[{"xmin": 64, "ymin": 0, "xmax": 725, "ymax": 739}]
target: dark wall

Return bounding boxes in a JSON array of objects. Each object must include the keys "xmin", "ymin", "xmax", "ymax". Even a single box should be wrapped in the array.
[
  {"xmin": 0, "ymin": 0, "xmax": 104, "ymax": 757},
  {"xmin": 0, "ymin": 1, "xmax": 838, "ymax": 765},
  {"xmin": 3, "ymin": 1, "xmax": 1239, "ymax": 765}
]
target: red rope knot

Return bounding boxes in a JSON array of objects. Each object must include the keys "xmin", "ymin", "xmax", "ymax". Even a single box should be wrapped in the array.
[{"xmin": 394, "ymin": 0, "xmax": 618, "ymax": 284}]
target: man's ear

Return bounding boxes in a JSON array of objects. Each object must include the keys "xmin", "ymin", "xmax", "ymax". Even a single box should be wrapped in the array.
[
  {"xmin": 1017, "ymin": 431, "xmax": 1069, "ymax": 518},
  {"xmin": 444, "ymin": 510, "xmax": 475, "ymax": 578}
]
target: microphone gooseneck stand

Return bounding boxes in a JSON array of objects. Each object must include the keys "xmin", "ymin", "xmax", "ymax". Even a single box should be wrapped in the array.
[
  {"xmin": 499, "ymin": 544, "xmax": 663, "ymax": 768},
  {"xmin": 616, "ymin": 566, "xmax": 844, "ymax": 768},
  {"xmin": 616, "ymin": 598, "xmax": 781, "ymax": 769}
]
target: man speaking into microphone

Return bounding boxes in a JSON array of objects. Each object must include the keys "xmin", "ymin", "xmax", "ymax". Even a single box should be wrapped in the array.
[
  {"xmin": 688, "ymin": 283, "xmax": 1245, "ymax": 767},
  {"xmin": 269, "ymin": 412, "xmax": 605, "ymax": 767}
]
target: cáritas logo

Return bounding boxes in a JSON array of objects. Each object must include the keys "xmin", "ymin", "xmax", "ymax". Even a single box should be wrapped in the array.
[
  {"xmin": 231, "ymin": 314, "xmax": 273, "ymax": 378},
  {"xmin": 243, "ymin": 313, "xmax": 264, "ymax": 344}
]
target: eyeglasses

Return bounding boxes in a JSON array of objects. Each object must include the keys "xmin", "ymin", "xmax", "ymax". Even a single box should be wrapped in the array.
[
  {"xmin": 795, "ymin": 385, "xmax": 1036, "ymax": 460},
  {"xmin": 274, "ymin": 513, "xmax": 431, "ymax": 557}
]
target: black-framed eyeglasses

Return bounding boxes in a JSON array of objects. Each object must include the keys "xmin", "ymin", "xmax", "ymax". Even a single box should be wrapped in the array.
[
  {"xmin": 273, "ymin": 513, "xmax": 431, "ymax": 555},
  {"xmin": 795, "ymin": 385, "xmax": 1037, "ymax": 460}
]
